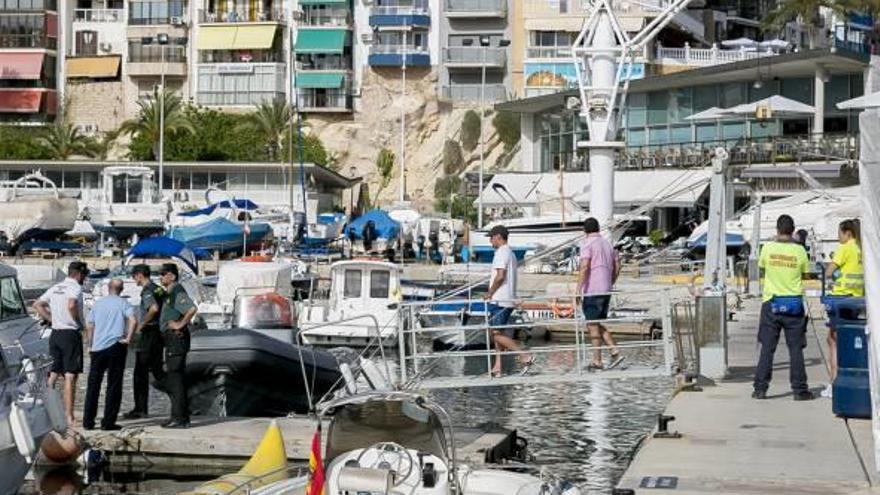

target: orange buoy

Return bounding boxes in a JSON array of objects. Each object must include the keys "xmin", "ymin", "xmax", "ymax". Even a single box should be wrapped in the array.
[
  {"xmin": 247, "ymin": 293, "xmax": 293, "ymax": 326},
  {"xmin": 550, "ymin": 299, "xmax": 575, "ymax": 319},
  {"xmin": 40, "ymin": 430, "xmax": 84, "ymax": 465}
]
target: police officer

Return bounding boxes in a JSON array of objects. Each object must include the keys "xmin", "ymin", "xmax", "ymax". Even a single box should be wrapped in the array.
[
  {"xmin": 123, "ymin": 264, "xmax": 167, "ymax": 419},
  {"xmin": 158, "ymin": 263, "xmax": 197, "ymax": 429}
]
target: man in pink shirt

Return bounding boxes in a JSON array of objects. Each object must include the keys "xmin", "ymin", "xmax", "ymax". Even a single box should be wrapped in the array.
[{"xmin": 576, "ymin": 218, "xmax": 624, "ymax": 370}]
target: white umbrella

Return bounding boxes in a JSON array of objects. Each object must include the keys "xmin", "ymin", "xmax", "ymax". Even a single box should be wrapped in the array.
[
  {"xmin": 725, "ymin": 95, "xmax": 815, "ymax": 117},
  {"xmin": 759, "ymin": 39, "xmax": 791, "ymax": 51},
  {"xmin": 721, "ymin": 37, "xmax": 757, "ymax": 48},
  {"xmin": 686, "ymin": 107, "xmax": 733, "ymax": 121},
  {"xmin": 837, "ymin": 91, "xmax": 880, "ymax": 110}
]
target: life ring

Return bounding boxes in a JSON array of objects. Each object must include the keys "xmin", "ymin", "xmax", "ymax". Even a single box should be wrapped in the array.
[
  {"xmin": 241, "ymin": 255, "xmax": 273, "ymax": 262},
  {"xmin": 551, "ymin": 299, "xmax": 574, "ymax": 319},
  {"xmin": 247, "ymin": 293, "xmax": 293, "ymax": 326}
]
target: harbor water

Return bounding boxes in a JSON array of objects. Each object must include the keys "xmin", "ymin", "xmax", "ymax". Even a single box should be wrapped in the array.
[{"xmin": 22, "ymin": 347, "xmax": 673, "ymax": 494}]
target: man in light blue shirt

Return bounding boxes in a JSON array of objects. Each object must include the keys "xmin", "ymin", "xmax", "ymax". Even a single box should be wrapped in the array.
[{"xmin": 83, "ymin": 279, "xmax": 136, "ymax": 431}]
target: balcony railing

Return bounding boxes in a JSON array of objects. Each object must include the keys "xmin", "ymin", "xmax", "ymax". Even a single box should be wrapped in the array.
[
  {"xmin": 443, "ymin": 46, "xmax": 506, "ymax": 66},
  {"xmin": 297, "ymin": 90, "xmax": 351, "ymax": 111},
  {"xmin": 0, "ymin": 33, "xmax": 56, "ymax": 49},
  {"xmin": 198, "ymin": 6, "xmax": 284, "ymax": 23},
  {"xmin": 74, "ymin": 8, "xmax": 124, "ymax": 22},
  {"xmin": 297, "ymin": 57, "xmax": 351, "ymax": 71},
  {"xmin": 128, "ymin": 44, "xmax": 187, "ymax": 63},
  {"xmin": 371, "ymin": 44, "xmax": 428, "ymax": 55},
  {"xmin": 128, "ymin": 1, "xmax": 187, "ymax": 25},
  {"xmin": 302, "ymin": 9, "xmax": 350, "ymax": 27},
  {"xmin": 371, "ymin": 1, "xmax": 429, "ymax": 16},
  {"xmin": 444, "ymin": 0, "xmax": 505, "ymax": 14},
  {"xmin": 0, "ymin": 0, "xmax": 56, "ymax": 12},
  {"xmin": 442, "ymin": 83, "xmax": 506, "ymax": 102},
  {"xmin": 197, "ymin": 90, "xmax": 285, "ymax": 106},
  {"xmin": 525, "ymin": 46, "xmax": 572, "ymax": 59},
  {"xmin": 655, "ymin": 43, "xmax": 777, "ymax": 67}
]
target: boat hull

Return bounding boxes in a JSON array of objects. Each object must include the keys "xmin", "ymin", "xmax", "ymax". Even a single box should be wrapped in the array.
[
  {"xmin": 169, "ymin": 219, "xmax": 273, "ymax": 255},
  {"xmin": 184, "ymin": 329, "xmax": 342, "ymax": 417}
]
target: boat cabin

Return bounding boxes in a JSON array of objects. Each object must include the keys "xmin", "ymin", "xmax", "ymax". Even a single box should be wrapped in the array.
[{"xmin": 103, "ymin": 166, "xmax": 159, "ymax": 206}]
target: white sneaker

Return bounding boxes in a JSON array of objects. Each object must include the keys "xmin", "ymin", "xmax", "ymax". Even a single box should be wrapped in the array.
[{"xmin": 820, "ymin": 384, "xmax": 833, "ymax": 399}]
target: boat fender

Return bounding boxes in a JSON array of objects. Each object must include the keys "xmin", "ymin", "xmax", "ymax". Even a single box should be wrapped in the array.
[
  {"xmin": 248, "ymin": 294, "xmax": 293, "ymax": 326},
  {"xmin": 338, "ymin": 467, "xmax": 392, "ymax": 493},
  {"xmin": 359, "ymin": 358, "xmax": 391, "ymax": 391},
  {"xmin": 339, "ymin": 363, "xmax": 358, "ymax": 395},
  {"xmin": 10, "ymin": 400, "xmax": 37, "ymax": 463},
  {"xmin": 44, "ymin": 388, "xmax": 68, "ymax": 433},
  {"xmin": 551, "ymin": 300, "xmax": 574, "ymax": 319},
  {"xmin": 20, "ymin": 357, "xmax": 38, "ymax": 387}
]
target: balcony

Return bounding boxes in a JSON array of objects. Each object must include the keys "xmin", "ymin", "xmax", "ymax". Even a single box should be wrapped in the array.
[
  {"xmin": 368, "ymin": 45, "xmax": 430, "ymax": 66},
  {"xmin": 441, "ymin": 83, "xmax": 506, "ymax": 102},
  {"xmin": 444, "ymin": 0, "xmax": 505, "ymax": 18},
  {"xmin": 655, "ymin": 43, "xmax": 777, "ymax": 67},
  {"xmin": 369, "ymin": 1, "xmax": 430, "ymax": 28},
  {"xmin": 128, "ymin": 1, "xmax": 186, "ymax": 26},
  {"xmin": 297, "ymin": 89, "xmax": 352, "ymax": 113},
  {"xmin": 74, "ymin": 8, "xmax": 124, "ymax": 22},
  {"xmin": 127, "ymin": 44, "xmax": 187, "ymax": 76},
  {"xmin": 443, "ymin": 47, "xmax": 505, "ymax": 68},
  {"xmin": 197, "ymin": 6, "xmax": 284, "ymax": 23},
  {"xmin": 297, "ymin": 56, "xmax": 351, "ymax": 71},
  {"xmin": 196, "ymin": 62, "xmax": 285, "ymax": 106},
  {"xmin": 301, "ymin": 8, "xmax": 351, "ymax": 27},
  {"xmin": 0, "ymin": 34, "xmax": 57, "ymax": 50},
  {"xmin": 0, "ymin": 0, "xmax": 56, "ymax": 12},
  {"xmin": 525, "ymin": 46, "xmax": 572, "ymax": 60}
]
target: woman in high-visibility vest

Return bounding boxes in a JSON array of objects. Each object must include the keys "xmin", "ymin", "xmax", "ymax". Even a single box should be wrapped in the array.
[{"xmin": 822, "ymin": 219, "xmax": 864, "ymax": 398}]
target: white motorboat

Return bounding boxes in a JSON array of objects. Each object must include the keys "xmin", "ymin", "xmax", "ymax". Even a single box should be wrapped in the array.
[
  {"xmin": 0, "ymin": 172, "xmax": 78, "ymax": 251},
  {"xmin": 299, "ymin": 260, "xmax": 402, "ymax": 348},
  {"xmin": 196, "ymin": 259, "xmax": 294, "ymax": 330},
  {"xmin": 84, "ymin": 166, "xmax": 169, "ymax": 241},
  {"xmin": 0, "ymin": 263, "xmax": 67, "ymax": 495},
  {"xmin": 248, "ymin": 392, "xmax": 582, "ymax": 495},
  {"xmin": 5, "ymin": 264, "xmax": 65, "ymax": 302},
  {"xmin": 414, "ymin": 217, "xmax": 465, "ymax": 263}
]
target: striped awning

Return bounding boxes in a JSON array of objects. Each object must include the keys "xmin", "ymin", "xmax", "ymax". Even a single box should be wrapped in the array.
[
  {"xmin": 0, "ymin": 52, "xmax": 45, "ymax": 80},
  {"xmin": 294, "ymin": 29, "xmax": 347, "ymax": 54},
  {"xmin": 296, "ymin": 72, "xmax": 344, "ymax": 88},
  {"xmin": 66, "ymin": 56, "xmax": 121, "ymax": 79},
  {"xmin": 0, "ymin": 89, "xmax": 45, "ymax": 113}
]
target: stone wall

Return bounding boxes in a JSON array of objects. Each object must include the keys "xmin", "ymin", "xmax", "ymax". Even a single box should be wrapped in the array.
[{"xmin": 66, "ymin": 79, "xmax": 127, "ymax": 134}]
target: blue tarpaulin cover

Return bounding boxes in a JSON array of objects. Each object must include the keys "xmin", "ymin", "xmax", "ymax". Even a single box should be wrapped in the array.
[
  {"xmin": 125, "ymin": 236, "xmax": 201, "ymax": 274},
  {"xmin": 168, "ymin": 217, "xmax": 272, "ymax": 254},
  {"xmin": 687, "ymin": 232, "xmax": 745, "ymax": 249},
  {"xmin": 344, "ymin": 209, "xmax": 401, "ymax": 240},
  {"xmin": 178, "ymin": 199, "xmax": 260, "ymax": 217}
]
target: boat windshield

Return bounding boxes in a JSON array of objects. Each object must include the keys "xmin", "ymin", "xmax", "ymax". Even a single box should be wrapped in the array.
[
  {"xmin": 111, "ymin": 174, "xmax": 146, "ymax": 204},
  {"xmin": 0, "ymin": 276, "xmax": 26, "ymax": 320},
  {"xmin": 233, "ymin": 294, "xmax": 293, "ymax": 329},
  {"xmin": 326, "ymin": 398, "xmax": 449, "ymax": 464}
]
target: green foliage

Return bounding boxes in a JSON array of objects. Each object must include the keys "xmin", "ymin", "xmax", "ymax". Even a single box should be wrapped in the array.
[
  {"xmin": 0, "ymin": 126, "xmax": 52, "ymax": 160},
  {"xmin": 434, "ymin": 176, "xmax": 461, "ymax": 212},
  {"xmin": 236, "ymin": 99, "xmax": 292, "ymax": 161},
  {"xmin": 492, "ymin": 111, "xmax": 521, "ymax": 152},
  {"xmin": 460, "ymin": 110, "xmax": 481, "ymax": 152},
  {"xmin": 649, "ymin": 229, "xmax": 665, "ymax": 246},
  {"xmin": 442, "ymin": 140, "xmax": 464, "ymax": 175},
  {"xmin": 762, "ymin": 0, "xmax": 855, "ymax": 47},
  {"xmin": 375, "ymin": 148, "xmax": 395, "ymax": 188},
  {"xmin": 120, "ymin": 88, "xmax": 195, "ymax": 159},
  {"xmin": 84, "ymin": 129, "xmax": 119, "ymax": 160},
  {"xmin": 283, "ymin": 132, "xmax": 331, "ymax": 167},
  {"xmin": 449, "ymin": 195, "xmax": 477, "ymax": 225}
]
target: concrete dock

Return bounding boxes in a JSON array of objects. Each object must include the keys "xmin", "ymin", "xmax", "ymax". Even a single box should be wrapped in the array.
[
  {"xmin": 616, "ymin": 295, "xmax": 878, "ymax": 494},
  {"xmin": 77, "ymin": 415, "xmax": 521, "ymax": 473}
]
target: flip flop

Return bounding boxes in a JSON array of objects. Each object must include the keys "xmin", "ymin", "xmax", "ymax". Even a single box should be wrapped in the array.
[{"xmin": 606, "ymin": 354, "xmax": 626, "ymax": 370}]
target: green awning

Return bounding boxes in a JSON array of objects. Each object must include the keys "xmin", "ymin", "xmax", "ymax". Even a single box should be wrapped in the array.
[
  {"xmin": 298, "ymin": 0, "xmax": 348, "ymax": 4},
  {"xmin": 296, "ymin": 72, "xmax": 345, "ymax": 88},
  {"xmin": 294, "ymin": 29, "xmax": 347, "ymax": 54}
]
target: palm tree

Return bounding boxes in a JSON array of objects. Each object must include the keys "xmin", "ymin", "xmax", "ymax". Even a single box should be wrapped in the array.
[
  {"xmin": 85, "ymin": 129, "xmax": 120, "ymax": 160},
  {"xmin": 37, "ymin": 117, "xmax": 92, "ymax": 160},
  {"xmin": 764, "ymin": 0, "xmax": 851, "ymax": 48},
  {"xmin": 236, "ymin": 98, "xmax": 292, "ymax": 161},
  {"xmin": 119, "ymin": 88, "xmax": 194, "ymax": 160}
]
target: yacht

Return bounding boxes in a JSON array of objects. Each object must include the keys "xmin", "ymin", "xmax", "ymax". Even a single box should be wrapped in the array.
[
  {"xmin": 84, "ymin": 166, "xmax": 169, "ymax": 241},
  {"xmin": 0, "ymin": 172, "xmax": 78, "ymax": 251},
  {"xmin": 0, "ymin": 263, "xmax": 67, "ymax": 495}
]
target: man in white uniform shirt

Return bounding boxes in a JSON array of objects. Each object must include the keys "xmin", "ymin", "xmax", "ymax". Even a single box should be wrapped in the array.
[
  {"xmin": 34, "ymin": 261, "xmax": 89, "ymax": 426},
  {"xmin": 482, "ymin": 225, "xmax": 533, "ymax": 377}
]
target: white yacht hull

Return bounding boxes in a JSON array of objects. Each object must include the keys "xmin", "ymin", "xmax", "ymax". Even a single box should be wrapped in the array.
[
  {"xmin": 88, "ymin": 203, "xmax": 168, "ymax": 239},
  {"xmin": 0, "ymin": 196, "xmax": 78, "ymax": 245}
]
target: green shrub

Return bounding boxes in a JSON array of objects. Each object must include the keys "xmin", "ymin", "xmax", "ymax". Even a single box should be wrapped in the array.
[
  {"xmin": 376, "ymin": 148, "xmax": 395, "ymax": 188},
  {"xmin": 434, "ymin": 176, "xmax": 461, "ymax": 212},
  {"xmin": 649, "ymin": 229, "xmax": 665, "ymax": 246},
  {"xmin": 442, "ymin": 139, "xmax": 464, "ymax": 175},
  {"xmin": 460, "ymin": 110, "xmax": 481, "ymax": 152},
  {"xmin": 492, "ymin": 111, "xmax": 521, "ymax": 151}
]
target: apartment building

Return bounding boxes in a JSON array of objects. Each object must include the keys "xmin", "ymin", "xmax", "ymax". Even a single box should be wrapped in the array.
[
  {"xmin": 366, "ymin": 0, "xmax": 434, "ymax": 68},
  {"xmin": 0, "ymin": 0, "xmax": 61, "ymax": 123},
  {"xmin": 294, "ymin": 0, "xmax": 354, "ymax": 112}
]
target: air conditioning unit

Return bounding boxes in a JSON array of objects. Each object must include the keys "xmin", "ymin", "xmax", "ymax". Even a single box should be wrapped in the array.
[
  {"xmin": 170, "ymin": 16, "xmax": 184, "ymax": 25},
  {"xmin": 78, "ymin": 124, "xmax": 99, "ymax": 135},
  {"xmin": 360, "ymin": 32, "xmax": 373, "ymax": 42}
]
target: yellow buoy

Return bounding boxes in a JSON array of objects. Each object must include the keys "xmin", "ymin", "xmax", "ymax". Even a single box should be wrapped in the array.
[{"xmin": 180, "ymin": 420, "xmax": 288, "ymax": 495}]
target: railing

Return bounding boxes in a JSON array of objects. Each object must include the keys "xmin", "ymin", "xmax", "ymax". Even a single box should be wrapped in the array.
[
  {"xmin": 655, "ymin": 43, "xmax": 778, "ymax": 67},
  {"xmin": 442, "ymin": 83, "xmax": 507, "ymax": 102},
  {"xmin": 301, "ymin": 9, "xmax": 350, "ymax": 27},
  {"xmin": 444, "ymin": 0, "xmax": 505, "ymax": 13},
  {"xmin": 297, "ymin": 90, "xmax": 351, "ymax": 110},
  {"xmin": 0, "ymin": 0, "xmax": 56, "ymax": 11},
  {"xmin": 442, "ymin": 46, "xmax": 506, "ymax": 66},
  {"xmin": 371, "ymin": 1, "xmax": 429, "ymax": 16},
  {"xmin": 0, "ymin": 33, "xmax": 56, "ymax": 49},
  {"xmin": 297, "ymin": 58, "xmax": 351, "ymax": 70},
  {"xmin": 128, "ymin": 43, "xmax": 187, "ymax": 63},
  {"xmin": 198, "ymin": 6, "xmax": 284, "ymax": 23},
  {"xmin": 619, "ymin": 132, "xmax": 859, "ymax": 169},
  {"xmin": 197, "ymin": 90, "xmax": 285, "ymax": 106},
  {"xmin": 128, "ymin": 1, "xmax": 187, "ymax": 25},
  {"xmin": 525, "ymin": 46, "xmax": 573, "ymax": 59},
  {"xmin": 370, "ymin": 44, "xmax": 429, "ymax": 55},
  {"xmin": 74, "ymin": 8, "xmax": 124, "ymax": 22}
]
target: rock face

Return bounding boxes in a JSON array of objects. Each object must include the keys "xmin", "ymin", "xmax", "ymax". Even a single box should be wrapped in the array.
[{"xmin": 306, "ymin": 67, "xmax": 516, "ymax": 211}]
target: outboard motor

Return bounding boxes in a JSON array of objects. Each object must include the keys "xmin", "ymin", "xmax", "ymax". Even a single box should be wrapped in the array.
[{"xmin": 363, "ymin": 220, "xmax": 377, "ymax": 252}]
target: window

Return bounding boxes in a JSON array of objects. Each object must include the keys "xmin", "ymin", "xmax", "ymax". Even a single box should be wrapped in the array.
[
  {"xmin": 210, "ymin": 172, "xmax": 227, "ymax": 189},
  {"xmin": 719, "ymin": 83, "xmax": 745, "ymax": 108},
  {"xmin": 0, "ymin": 277, "xmax": 25, "ymax": 320},
  {"xmin": 693, "ymin": 85, "xmax": 717, "ymax": 113},
  {"xmin": 112, "ymin": 174, "xmax": 145, "ymax": 203},
  {"xmin": 64, "ymin": 170, "xmax": 81, "ymax": 189},
  {"xmin": 369, "ymin": 270, "xmax": 390, "ymax": 299},
  {"xmin": 343, "ymin": 269, "xmax": 362, "ymax": 298},
  {"xmin": 647, "ymin": 91, "xmax": 669, "ymax": 125},
  {"xmin": 192, "ymin": 172, "xmax": 209, "ymax": 189}
]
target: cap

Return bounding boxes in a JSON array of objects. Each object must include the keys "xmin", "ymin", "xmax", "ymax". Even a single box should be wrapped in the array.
[
  {"xmin": 159, "ymin": 263, "xmax": 179, "ymax": 278},
  {"xmin": 68, "ymin": 261, "xmax": 89, "ymax": 275},
  {"xmin": 131, "ymin": 264, "xmax": 152, "ymax": 278},
  {"xmin": 486, "ymin": 225, "xmax": 509, "ymax": 239}
]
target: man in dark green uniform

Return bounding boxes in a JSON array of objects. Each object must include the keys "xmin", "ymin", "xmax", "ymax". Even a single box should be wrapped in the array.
[
  {"xmin": 124, "ymin": 264, "xmax": 166, "ymax": 419},
  {"xmin": 158, "ymin": 263, "xmax": 197, "ymax": 429}
]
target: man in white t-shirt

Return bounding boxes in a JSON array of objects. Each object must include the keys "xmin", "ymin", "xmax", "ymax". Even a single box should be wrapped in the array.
[
  {"xmin": 482, "ymin": 225, "xmax": 533, "ymax": 377},
  {"xmin": 33, "ymin": 261, "xmax": 89, "ymax": 426}
]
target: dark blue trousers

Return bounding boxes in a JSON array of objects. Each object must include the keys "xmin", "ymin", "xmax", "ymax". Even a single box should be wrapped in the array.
[{"xmin": 754, "ymin": 302, "xmax": 809, "ymax": 393}]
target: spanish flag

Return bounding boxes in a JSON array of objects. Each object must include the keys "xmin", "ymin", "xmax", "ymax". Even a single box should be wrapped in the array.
[{"xmin": 306, "ymin": 424, "xmax": 325, "ymax": 495}]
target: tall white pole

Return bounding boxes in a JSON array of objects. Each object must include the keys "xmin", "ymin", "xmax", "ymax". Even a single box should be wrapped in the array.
[
  {"xmin": 477, "ymin": 45, "xmax": 486, "ymax": 229},
  {"xmin": 399, "ymin": 28, "xmax": 407, "ymax": 203},
  {"xmin": 587, "ymin": 10, "xmax": 617, "ymax": 230},
  {"xmin": 159, "ymin": 43, "xmax": 166, "ymax": 193}
]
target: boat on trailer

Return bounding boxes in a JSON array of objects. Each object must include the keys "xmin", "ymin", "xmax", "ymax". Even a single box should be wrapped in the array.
[
  {"xmin": 84, "ymin": 166, "xmax": 169, "ymax": 241},
  {"xmin": 299, "ymin": 260, "xmax": 402, "ymax": 348},
  {"xmin": 0, "ymin": 172, "xmax": 78, "ymax": 252}
]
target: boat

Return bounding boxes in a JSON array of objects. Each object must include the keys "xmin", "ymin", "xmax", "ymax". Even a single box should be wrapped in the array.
[
  {"xmin": 0, "ymin": 172, "xmax": 78, "ymax": 252},
  {"xmin": 299, "ymin": 260, "xmax": 402, "ymax": 348},
  {"xmin": 247, "ymin": 392, "xmax": 582, "ymax": 495},
  {"xmin": 186, "ymin": 259, "xmax": 343, "ymax": 417},
  {"xmin": 343, "ymin": 209, "xmax": 400, "ymax": 256},
  {"xmin": 414, "ymin": 216, "xmax": 465, "ymax": 263},
  {"xmin": 168, "ymin": 199, "xmax": 273, "ymax": 256},
  {"xmin": 5, "ymin": 264, "xmax": 65, "ymax": 303},
  {"xmin": 84, "ymin": 166, "xmax": 169, "ymax": 241},
  {"xmin": 0, "ymin": 263, "xmax": 67, "ymax": 495}
]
